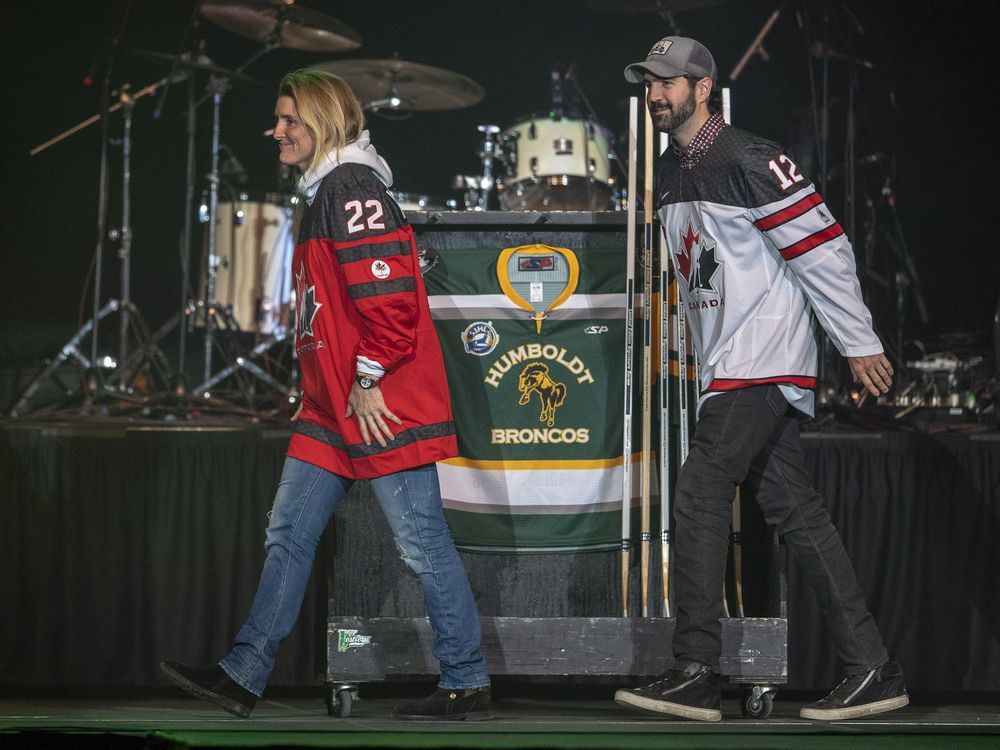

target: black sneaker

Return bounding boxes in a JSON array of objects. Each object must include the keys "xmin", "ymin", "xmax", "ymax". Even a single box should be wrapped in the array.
[
  {"xmin": 392, "ymin": 686, "xmax": 493, "ymax": 721},
  {"xmin": 615, "ymin": 663, "xmax": 722, "ymax": 721},
  {"xmin": 159, "ymin": 660, "xmax": 257, "ymax": 718},
  {"xmin": 800, "ymin": 661, "xmax": 909, "ymax": 720}
]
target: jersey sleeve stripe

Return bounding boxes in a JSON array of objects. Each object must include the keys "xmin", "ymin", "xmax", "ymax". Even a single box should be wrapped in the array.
[
  {"xmin": 706, "ymin": 375, "xmax": 818, "ymax": 391},
  {"xmin": 778, "ymin": 223, "xmax": 844, "ymax": 260},
  {"xmin": 337, "ymin": 240, "xmax": 410, "ymax": 264},
  {"xmin": 295, "ymin": 419, "xmax": 455, "ymax": 458},
  {"xmin": 753, "ymin": 192, "xmax": 824, "ymax": 231},
  {"xmin": 347, "ymin": 277, "xmax": 416, "ymax": 300},
  {"xmin": 332, "ymin": 227, "xmax": 411, "ymax": 250}
]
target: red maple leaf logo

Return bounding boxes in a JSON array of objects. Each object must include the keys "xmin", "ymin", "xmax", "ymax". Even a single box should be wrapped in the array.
[{"xmin": 675, "ymin": 222, "xmax": 699, "ymax": 281}]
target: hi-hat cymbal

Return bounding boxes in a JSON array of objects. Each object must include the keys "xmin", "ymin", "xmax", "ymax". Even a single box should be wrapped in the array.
[
  {"xmin": 200, "ymin": 0, "xmax": 362, "ymax": 53},
  {"xmin": 130, "ymin": 49, "xmax": 263, "ymax": 86},
  {"xmin": 308, "ymin": 59, "xmax": 484, "ymax": 111}
]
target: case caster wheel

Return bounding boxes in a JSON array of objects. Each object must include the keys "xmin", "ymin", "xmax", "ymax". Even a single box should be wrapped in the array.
[
  {"xmin": 741, "ymin": 685, "xmax": 776, "ymax": 719},
  {"xmin": 326, "ymin": 684, "xmax": 357, "ymax": 717}
]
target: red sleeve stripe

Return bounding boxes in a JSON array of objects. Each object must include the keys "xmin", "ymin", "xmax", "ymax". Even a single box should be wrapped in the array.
[
  {"xmin": 753, "ymin": 192, "xmax": 823, "ymax": 231},
  {"xmin": 778, "ymin": 223, "xmax": 844, "ymax": 261},
  {"xmin": 706, "ymin": 375, "xmax": 818, "ymax": 391}
]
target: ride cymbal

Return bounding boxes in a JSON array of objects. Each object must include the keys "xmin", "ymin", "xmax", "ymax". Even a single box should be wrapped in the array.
[{"xmin": 308, "ymin": 58, "xmax": 484, "ymax": 111}]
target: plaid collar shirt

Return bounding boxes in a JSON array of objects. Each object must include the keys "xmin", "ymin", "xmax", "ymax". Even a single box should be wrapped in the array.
[{"xmin": 674, "ymin": 112, "xmax": 728, "ymax": 170}]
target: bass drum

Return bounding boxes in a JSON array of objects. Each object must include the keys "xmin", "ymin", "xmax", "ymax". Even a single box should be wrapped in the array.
[
  {"xmin": 497, "ymin": 115, "xmax": 616, "ymax": 211},
  {"xmin": 199, "ymin": 193, "xmax": 297, "ymax": 335}
]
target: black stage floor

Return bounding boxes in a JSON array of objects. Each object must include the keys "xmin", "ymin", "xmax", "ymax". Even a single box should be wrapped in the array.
[{"xmin": 1, "ymin": 692, "xmax": 999, "ymax": 749}]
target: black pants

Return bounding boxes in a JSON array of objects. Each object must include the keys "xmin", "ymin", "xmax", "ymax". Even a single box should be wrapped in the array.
[{"xmin": 672, "ymin": 385, "xmax": 889, "ymax": 675}]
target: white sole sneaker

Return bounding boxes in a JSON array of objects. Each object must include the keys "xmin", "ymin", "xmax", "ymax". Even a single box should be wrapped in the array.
[
  {"xmin": 800, "ymin": 693, "xmax": 909, "ymax": 721},
  {"xmin": 615, "ymin": 688, "xmax": 722, "ymax": 722}
]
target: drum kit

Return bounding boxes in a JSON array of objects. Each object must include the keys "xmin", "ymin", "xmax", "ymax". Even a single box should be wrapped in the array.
[{"xmin": 18, "ymin": 0, "xmax": 624, "ymax": 418}]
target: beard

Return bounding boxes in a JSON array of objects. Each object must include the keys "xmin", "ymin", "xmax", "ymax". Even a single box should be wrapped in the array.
[{"xmin": 649, "ymin": 87, "xmax": 697, "ymax": 134}]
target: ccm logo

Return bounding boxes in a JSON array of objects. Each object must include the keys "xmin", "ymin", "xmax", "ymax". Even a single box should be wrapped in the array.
[{"xmin": 584, "ymin": 325, "xmax": 609, "ymax": 334}]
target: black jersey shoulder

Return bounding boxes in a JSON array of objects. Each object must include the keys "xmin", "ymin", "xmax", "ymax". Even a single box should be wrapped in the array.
[
  {"xmin": 655, "ymin": 126, "xmax": 812, "ymax": 211},
  {"xmin": 298, "ymin": 163, "xmax": 406, "ymax": 244}
]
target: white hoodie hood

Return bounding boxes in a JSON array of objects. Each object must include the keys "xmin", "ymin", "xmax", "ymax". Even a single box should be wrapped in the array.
[{"xmin": 297, "ymin": 129, "xmax": 393, "ymax": 206}]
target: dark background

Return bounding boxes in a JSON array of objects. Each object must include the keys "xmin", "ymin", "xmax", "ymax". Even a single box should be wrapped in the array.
[{"xmin": 6, "ymin": 0, "xmax": 999, "ymax": 367}]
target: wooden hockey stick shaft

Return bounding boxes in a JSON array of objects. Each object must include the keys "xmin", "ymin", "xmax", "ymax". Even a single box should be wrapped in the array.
[
  {"xmin": 676, "ymin": 283, "xmax": 690, "ymax": 462},
  {"xmin": 640, "ymin": 104, "xmax": 654, "ymax": 618},
  {"xmin": 733, "ymin": 486, "xmax": 745, "ymax": 617},
  {"xmin": 621, "ymin": 97, "xmax": 639, "ymax": 618},
  {"xmin": 658, "ymin": 131, "xmax": 672, "ymax": 619}
]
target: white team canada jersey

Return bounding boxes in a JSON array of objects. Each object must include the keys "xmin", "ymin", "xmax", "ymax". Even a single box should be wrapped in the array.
[{"xmin": 655, "ymin": 126, "xmax": 882, "ymax": 416}]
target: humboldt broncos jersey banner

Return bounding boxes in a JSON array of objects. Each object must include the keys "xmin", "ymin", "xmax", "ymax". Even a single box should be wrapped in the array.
[{"xmin": 426, "ymin": 242, "xmax": 628, "ymax": 552}]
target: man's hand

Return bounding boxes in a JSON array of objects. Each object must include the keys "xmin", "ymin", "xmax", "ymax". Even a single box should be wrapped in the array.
[
  {"xmin": 345, "ymin": 382, "xmax": 402, "ymax": 447},
  {"xmin": 847, "ymin": 353, "xmax": 894, "ymax": 396}
]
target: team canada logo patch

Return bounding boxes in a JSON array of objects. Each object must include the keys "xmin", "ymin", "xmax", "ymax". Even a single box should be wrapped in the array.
[
  {"xmin": 675, "ymin": 220, "xmax": 723, "ymax": 296},
  {"xmin": 462, "ymin": 321, "xmax": 499, "ymax": 356},
  {"xmin": 370, "ymin": 259, "xmax": 391, "ymax": 279}
]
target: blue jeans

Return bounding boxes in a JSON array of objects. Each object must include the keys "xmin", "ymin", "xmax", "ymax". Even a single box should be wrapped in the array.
[
  {"xmin": 672, "ymin": 385, "xmax": 889, "ymax": 675},
  {"xmin": 220, "ymin": 457, "xmax": 490, "ymax": 696}
]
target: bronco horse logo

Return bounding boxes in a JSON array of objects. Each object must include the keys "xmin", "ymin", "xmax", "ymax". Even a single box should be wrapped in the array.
[{"xmin": 518, "ymin": 362, "xmax": 567, "ymax": 427}]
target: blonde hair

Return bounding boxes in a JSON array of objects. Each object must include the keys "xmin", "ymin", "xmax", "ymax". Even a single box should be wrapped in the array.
[{"xmin": 278, "ymin": 70, "xmax": 365, "ymax": 174}]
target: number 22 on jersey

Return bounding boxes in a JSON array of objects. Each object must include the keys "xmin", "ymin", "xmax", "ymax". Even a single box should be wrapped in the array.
[{"xmin": 344, "ymin": 199, "xmax": 386, "ymax": 233}]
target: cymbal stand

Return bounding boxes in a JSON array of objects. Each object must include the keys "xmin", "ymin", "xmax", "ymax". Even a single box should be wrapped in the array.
[
  {"xmin": 564, "ymin": 67, "xmax": 627, "ymax": 187},
  {"xmin": 191, "ymin": 75, "xmax": 292, "ymax": 404},
  {"xmin": 12, "ymin": 82, "xmax": 173, "ymax": 416},
  {"xmin": 475, "ymin": 125, "xmax": 500, "ymax": 210},
  {"xmin": 196, "ymin": 74, "xmax": 229, "ymax": 391},
  {"xmin": 103, "ymin": 87, "xmax": 174, "ymax": 393}
]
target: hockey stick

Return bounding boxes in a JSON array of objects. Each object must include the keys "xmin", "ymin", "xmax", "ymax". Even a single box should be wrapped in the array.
[
  {"xmin": 676, "ymin": 281, "xmax": 690, "ymax": 463},
  {"xmin": 621, "ymin": 96, "xmax": 639, "ymax": 618},
  {"xmin": 732, "ymin": 486, "xmax": 746, "ymax": 618},
  {"xmin": 658, "ymin": 132, "xmax": 672, "ymax": 619},
  {"xmin": 640, "ymin": 104, "xmax": 655, "ymax": 618}
]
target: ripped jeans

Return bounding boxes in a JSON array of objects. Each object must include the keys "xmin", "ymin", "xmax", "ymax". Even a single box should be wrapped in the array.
[{"xmin": 220, "ymin": 457, "xmax": 489, "ymax": 696}]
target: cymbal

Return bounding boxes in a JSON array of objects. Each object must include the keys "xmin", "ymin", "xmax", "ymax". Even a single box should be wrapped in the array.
[
  {"xmin": 585, "ymin": 0, "xmax": 730, "ymax": 12},
  {"xmin": 200, "ymin": 0, "xmax": 362, "ymax": 53},
  {"xmin": 130, "ymin": 49, "xmax": 263, "ymax": 86},
  {"xmin": 308, "ymin": 59, "xmax": 484, "ymax": 111}
]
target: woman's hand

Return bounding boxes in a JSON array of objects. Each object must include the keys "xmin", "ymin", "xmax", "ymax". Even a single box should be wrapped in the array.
[{"xmin": 345, "ymin": 382, "xmax": 402, "ymax": 447}]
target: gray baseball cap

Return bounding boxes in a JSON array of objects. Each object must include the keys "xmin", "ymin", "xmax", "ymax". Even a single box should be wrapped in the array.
[{"xmin": 624, "ymin": 36, "xmax": 718, "ymax": 84}]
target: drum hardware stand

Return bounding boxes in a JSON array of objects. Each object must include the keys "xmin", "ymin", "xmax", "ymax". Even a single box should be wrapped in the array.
[
  {"xmin": 563, "ymin": 66, "xmax": 628, "ymax": 191},
  {"xmin": 188, "ymin": 81, "xmax": 296, "ymax": 407},
  {"xmin": 363, "ymin": 77, "xmax": 403, "ymax": 113},
  {"xmin": 194, "ymin": 326, "xmax": 294, "ymax": 401},
  {"xmin": 192, "ymin": 72, "xmax": 246, "ymax": 397},
  {"xmin": 13, "ymin": 79, "xmax": 174, "ymax": 417},
  {"xmin": 805, "ymin": 4, "xmax": 926, "ymax": 402},
  {"xmin": 475, "ymin": 125, "xmax": 500, "ymax": 210},
  {"xmin": 149, "ymin": 4, "xmax": 205, "ymax": 398}
]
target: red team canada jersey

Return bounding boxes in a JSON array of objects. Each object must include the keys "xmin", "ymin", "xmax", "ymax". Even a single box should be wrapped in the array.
[{"xmin": 286, "ymin": 163, "xmax": 457, "ymax": 478}]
